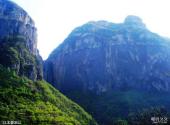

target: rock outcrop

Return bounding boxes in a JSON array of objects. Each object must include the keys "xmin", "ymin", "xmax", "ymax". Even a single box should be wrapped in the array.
[
  {"xmin": 0, "ymin": 0, "xmax": 43, "ymax": 80},
  {"xmin": 44, "ymin": 16, "xmax": 170, "ymax": 93}
]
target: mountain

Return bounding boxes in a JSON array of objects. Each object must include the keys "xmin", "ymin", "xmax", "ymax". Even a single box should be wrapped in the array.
[
  {"xmin": 44, "ymin": 15, "xmax": 170, "ymax": 93},
  {"xmin": 0, "ymin": 1, "xmax": 97, "ymax": 124},
  {"xmin": 44, "ymin": 16, "xmax": 170, "ymax": 124},
  {"xmin": 0, "ymin": 0, "xmax": 42, "ymax": 80}
]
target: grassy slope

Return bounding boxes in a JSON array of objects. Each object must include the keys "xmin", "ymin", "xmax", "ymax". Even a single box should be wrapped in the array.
[{"xmin": 0, "ymin": 65, "xmax": 97, "ymax": 125}]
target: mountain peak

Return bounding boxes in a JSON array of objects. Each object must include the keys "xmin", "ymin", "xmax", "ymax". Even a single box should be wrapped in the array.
[
  {"xmin": 124, "ymin": 15, "xmax": 146, "ymax": 28},
  {"xmin": 0, "ymin": 0, "xmax": 34, "ymax": 25}
]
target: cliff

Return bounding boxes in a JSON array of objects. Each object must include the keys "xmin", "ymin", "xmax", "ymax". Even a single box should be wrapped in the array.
[
  {"xmin": 44, "ymin": 16, "xmax": 170, "ymax": 124},
  {"xmin": 0, "ymin": 0, "xmax": 43, "ymax": 80},
  {"xmin": 44, "ymin": 16, "xmax": 170, "ymax": 93}
]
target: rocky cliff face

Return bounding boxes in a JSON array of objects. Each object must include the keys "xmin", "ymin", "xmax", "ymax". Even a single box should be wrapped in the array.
[
  {"xmin": 0, "ymin": 0, "xmax": 43, "ymax": 80},
  {"xmin": 44, "ymin": 15, "xmax": 170, "ymax": 93},
  {"xmin": 44, "ymin": 16, "xmax": 170, "ymax": 124}
]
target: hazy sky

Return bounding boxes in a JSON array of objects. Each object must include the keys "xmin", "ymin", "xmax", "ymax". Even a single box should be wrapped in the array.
[{"xmin": 11, "ymin": 0, "xmax": 170, "ymax": 60}]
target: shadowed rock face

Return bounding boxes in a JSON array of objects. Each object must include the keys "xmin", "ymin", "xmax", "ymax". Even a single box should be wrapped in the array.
[
  {"xmin": 44, "ymin": 15, "xmax": 170, "ymax": 125},
  {"xmin": 44, "ymin": 16, "xmax": 170, "ymax": 94},
  {"xmin": 0, "ymin": 0, "xmax": 37, "ymax": 55},
  {"xmin": 0, "ymin": 0, "xmax": 43, "ymax": 80}
]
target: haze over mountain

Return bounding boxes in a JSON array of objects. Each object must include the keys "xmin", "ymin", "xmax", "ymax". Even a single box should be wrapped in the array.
[{"xmin": 44, "ymin": 15, "xmax": 170, "ymax": 124}]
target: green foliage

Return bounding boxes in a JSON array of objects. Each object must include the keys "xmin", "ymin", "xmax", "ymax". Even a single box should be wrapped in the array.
[
  {"xmin": 0, "ymin": 65, "xmax": 97, "ymax": 125},
  {"xmin": 128, "ymin": 107, "xmax": 169, "ymax": 125},
  {"xmin": 0, "ymin": 45, "xmax": 19, "ymax": 68},
  {"xmin": 0, "ymin": 35, "xmax": 42, "ymax": 80},
  {"xmin": 67, "ymin": 90, "xmax": 170, "ymax": 125},
  {"xmin": 114, "ymin": 119, "xmax": 128, "ymax": 125}
]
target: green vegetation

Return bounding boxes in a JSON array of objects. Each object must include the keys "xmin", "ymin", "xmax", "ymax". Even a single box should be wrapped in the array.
[
  {"xmin": 128, "ymin": 107, "xmax": 168, "ymax": 125},
  {"xmin": 0, "ymin": 65, "xmax": 97, "ymax": 125},
  {"xmin": 67, "ymin": 90, "xmax": 170, "ymax": 125},
  {"xmin": 0, "ymin": 36, "xmax": 42, "ymax": 80},
  {"xmin": 114, "ymin": 119, "xmax": 128, "ymax": 125}
]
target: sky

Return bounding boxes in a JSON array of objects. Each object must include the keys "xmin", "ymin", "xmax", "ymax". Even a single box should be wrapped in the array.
[{"xmin": 11, "ymin": 0, "xmax": 170, "ymax": 60}]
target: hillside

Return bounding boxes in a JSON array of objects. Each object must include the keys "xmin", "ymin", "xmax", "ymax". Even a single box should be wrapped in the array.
[{"xmin": 0, "ymin": 65, "xmax": 97, "ymax": 125}]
